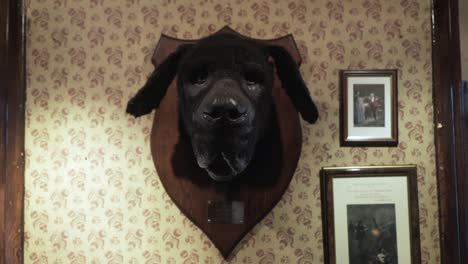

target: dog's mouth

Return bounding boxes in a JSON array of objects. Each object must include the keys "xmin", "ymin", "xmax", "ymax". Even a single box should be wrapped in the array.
[
  {"xmin": 206, "ymin": 155, "xmax": 237, "ymax": 181},
  {"xmin": 196, "ymin": 152, "xmax": 249, "ymax": 182},
  {"xmin": 190, "ymin": 128, "xmax": 258, "ymax": 182}
]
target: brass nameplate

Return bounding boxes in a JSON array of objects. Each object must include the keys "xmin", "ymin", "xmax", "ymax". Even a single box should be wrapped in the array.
[{"xmin": 207, "ymin": 201, "xmax": 244, "ymax": 224}]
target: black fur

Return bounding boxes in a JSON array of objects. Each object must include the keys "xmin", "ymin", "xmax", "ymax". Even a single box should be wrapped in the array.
[
  {"xmin": 127, "ymin": 33, "xmax": 318, "ymax": 181},
  {"xmin": 265, "ymin": 45, "xmax": 318, "ymax": 123},
  {"xmin": 126, "ymin": 44, "xmax": 193, "ymax": 117}
]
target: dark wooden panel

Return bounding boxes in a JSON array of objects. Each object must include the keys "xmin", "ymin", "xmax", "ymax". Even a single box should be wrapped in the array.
[
  {"xmin": 464, "ymin": 81, "xmax": 468, "ymax": 181},
  {"xmin": 0, "ymin": 0, "xmax": 26, "ymax": 263},
  {"xmin": 0, "ymin": 0, "xmax": 8, "ymax": 260},
  {"xmin": 432, "ymin": 0, "xmax": 468, "ymax": 263}
]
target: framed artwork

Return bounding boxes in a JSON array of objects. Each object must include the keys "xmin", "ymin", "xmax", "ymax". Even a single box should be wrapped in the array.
[
  {"xmin": 320, "ymin": 165, "xmax": 420, "ymax": 264},
  {"xmin": 340, "ymin": 70, "xmax": 398, "ymax": 146}
]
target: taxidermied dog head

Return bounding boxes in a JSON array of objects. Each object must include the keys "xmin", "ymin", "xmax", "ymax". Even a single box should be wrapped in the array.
[{"xmin": 127, "ymin": 33, "xmax": 318, "ymax": 182}]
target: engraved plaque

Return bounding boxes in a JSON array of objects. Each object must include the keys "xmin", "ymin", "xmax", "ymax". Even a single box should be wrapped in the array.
[{"xmin": 207, "ymin": 201, "xmax": 244, "ymax": 224}]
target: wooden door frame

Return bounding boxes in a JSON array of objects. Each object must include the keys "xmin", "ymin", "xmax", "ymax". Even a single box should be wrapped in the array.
[
  {"xmin": 432, "ymin": 0, "xmax": 468, "ymax": 263},
  {"xmin": 0, "ymin": 0, "xmax": 466, "ymax": 263},
  {"xmin": 1, "ymin": 0, "xmax": 26, "ymax": 263}
]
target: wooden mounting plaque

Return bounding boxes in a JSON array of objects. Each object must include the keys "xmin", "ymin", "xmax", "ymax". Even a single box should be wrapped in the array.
[{"xmin": 150, "ymin": 26, "xmax": 303, "ymax": 259}]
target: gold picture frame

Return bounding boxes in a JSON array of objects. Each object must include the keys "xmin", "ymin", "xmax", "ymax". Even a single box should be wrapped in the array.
[{"xmin": 320, "ymin": 165, "xmax": 420, "ymax": 264}]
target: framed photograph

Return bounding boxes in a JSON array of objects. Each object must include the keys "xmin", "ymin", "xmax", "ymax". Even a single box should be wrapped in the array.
[
  {"xmin": 320, "ymin": 165, "xmax": 420, "ymax": 264},
  {"xmin": 340, "ymin": 70, "xmax": 398, "ymax": 146}
]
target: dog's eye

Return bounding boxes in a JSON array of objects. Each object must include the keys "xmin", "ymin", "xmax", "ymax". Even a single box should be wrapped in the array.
[
  {"xmin": 190, "ymin": 69, "xmax": 208, "ymax": 85},
  {"xmin": 244, "ymin": 70, "xmax": 261, "ymax": 86},
  {"xmin": 246, "ymin": 80, "xmax": 257, "ymax": 86}
]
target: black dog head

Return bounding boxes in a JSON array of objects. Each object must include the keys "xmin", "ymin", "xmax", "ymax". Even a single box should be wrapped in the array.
[{"xmin": 127, "ymin": 33, "xmax": 318, "ymax": 182}]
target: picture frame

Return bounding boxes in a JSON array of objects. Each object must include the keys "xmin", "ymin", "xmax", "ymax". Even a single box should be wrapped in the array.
[
  {"xmin": 320, "ymin": 165, "xmax": 420, "ymax": 264},
  {"xmin": 339, "ymin": 70, "xmax": 398, "ymax": 146}
]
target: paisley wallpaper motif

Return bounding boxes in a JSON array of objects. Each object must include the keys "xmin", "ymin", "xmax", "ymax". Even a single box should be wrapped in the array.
[{"xmin": 25, "ymin": 0, "xmax": 439, "ymax": 263}]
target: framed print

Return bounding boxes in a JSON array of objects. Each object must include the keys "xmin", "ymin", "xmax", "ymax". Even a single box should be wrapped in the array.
[
  {"xmin": 320, "ymin": 165, "xmax": 420, "ymax": 264},
  {"xmin": 340, "ymin": 70, "xmax": 398, "ymax": 146}
]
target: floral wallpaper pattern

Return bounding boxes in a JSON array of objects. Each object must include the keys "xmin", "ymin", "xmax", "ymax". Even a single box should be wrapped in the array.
[{"xmin": 25, "ymin": 0, "xmax": 439, "ymax": 263}]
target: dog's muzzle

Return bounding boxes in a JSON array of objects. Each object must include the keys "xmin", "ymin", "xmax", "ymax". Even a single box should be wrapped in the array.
[
  {"xmin": 201, "ymin": 97, "xmax": 249, "ymax": 124},
  {"xmin": 191, "ymin": 79, "xmax": 256, "ymax": 181},
  {"xmin": 199, "ymin": 79, "xmax": 252, "ymax": 125}
]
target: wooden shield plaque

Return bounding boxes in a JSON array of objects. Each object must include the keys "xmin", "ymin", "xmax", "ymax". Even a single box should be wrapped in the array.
[{"xmin": 150, "ymin": 27, "xmax": 303, "ymax": 258}]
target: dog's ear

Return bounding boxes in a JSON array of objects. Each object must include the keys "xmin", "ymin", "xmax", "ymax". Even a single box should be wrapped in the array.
[
  {"xmin": 126, "ymin": 44, "xmax": 193, "ymax": 117},
  {"xmin": 265, "ymin": 45, "xmax": 318, "ymax": 124}
]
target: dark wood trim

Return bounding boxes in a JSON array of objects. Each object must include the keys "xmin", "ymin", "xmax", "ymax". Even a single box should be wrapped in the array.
[
  {"xmin": 0, "ymin": 0, "xmax": 26, "ymax": 263},
  {"xmin": 0, "ymin": 0, "xmax": 6, "ymax": 259},
  {"xmin": 432, "ymin": 0, "xmax": 468, "ymax": 263}
]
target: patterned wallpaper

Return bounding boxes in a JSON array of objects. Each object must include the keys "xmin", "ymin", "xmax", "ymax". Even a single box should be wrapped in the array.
[{"xmin": 24, "ymin": 0, "xmax": 439, "ymax": 263}]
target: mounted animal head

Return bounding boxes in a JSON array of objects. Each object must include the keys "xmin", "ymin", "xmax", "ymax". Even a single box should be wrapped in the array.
[{"xmin": 127, "ymin": 33, "xmax": 318, "ymax": 182}]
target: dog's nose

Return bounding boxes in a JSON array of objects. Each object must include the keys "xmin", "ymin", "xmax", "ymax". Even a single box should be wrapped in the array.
[{"xmin": 202, "ymin": 97, "xmax": 248, "ymax": 122}]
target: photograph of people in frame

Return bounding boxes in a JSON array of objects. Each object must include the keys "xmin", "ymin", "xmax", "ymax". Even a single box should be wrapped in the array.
[
  {"xmin": 353, "ymin": 84, "xmax": 385, "ymax": 127},
  {"xmin": 347, "ymin": 204, "xmax": 398, "ymax": 264}
]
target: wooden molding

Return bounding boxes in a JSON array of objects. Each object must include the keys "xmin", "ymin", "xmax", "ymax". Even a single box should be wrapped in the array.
[
  {"xmin": 0, "ymin": 0, "xmax": 26, "ymax": 263},
  {"xmin": 432, "ymin": 0, "xmax": 468, "ymax": 263}
]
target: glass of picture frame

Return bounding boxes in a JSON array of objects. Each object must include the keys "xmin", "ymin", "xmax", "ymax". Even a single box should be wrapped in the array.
[
  {"xmin": 320, "ymin": 165, "xmax": 420, "ymax": 264},
  {"xmin": 340, "ymin": 70, "xmax": 398, "ymax": 147}
]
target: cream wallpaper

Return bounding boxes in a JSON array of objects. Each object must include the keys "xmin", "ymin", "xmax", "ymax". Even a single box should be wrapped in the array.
[{"xmin": 25, "ymin": 0, "xmax": 439, "ymax": 263}]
